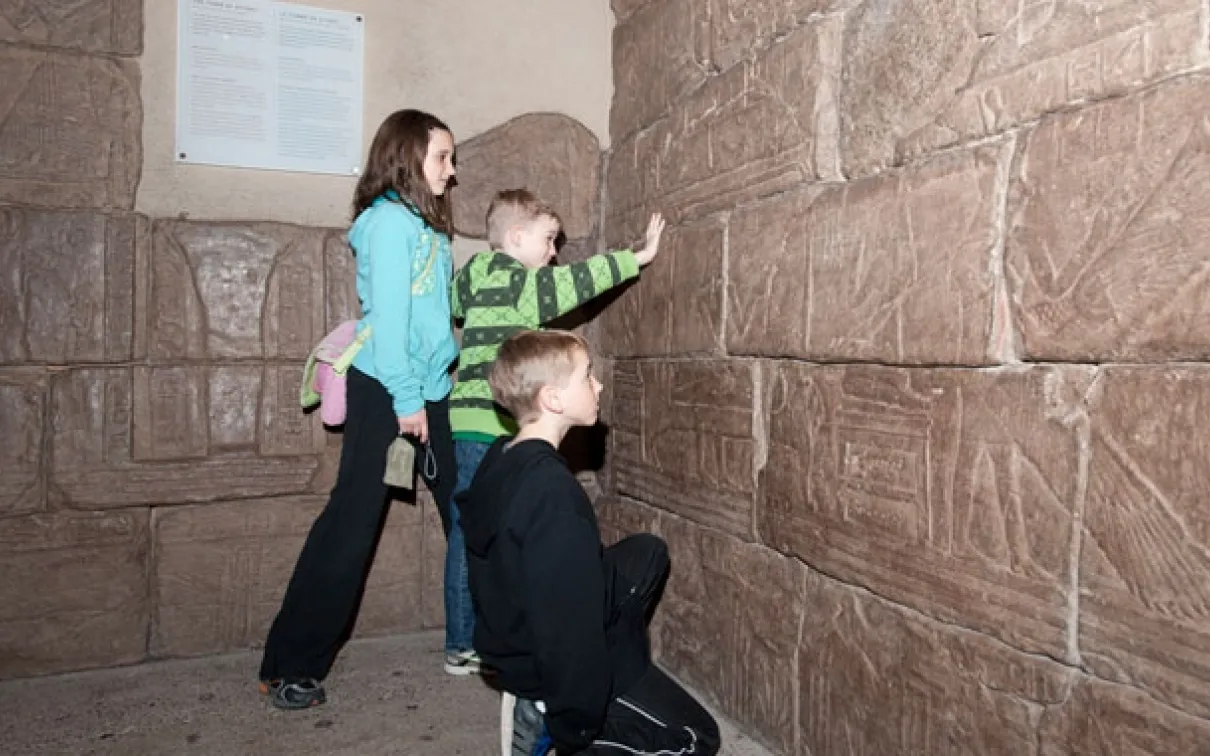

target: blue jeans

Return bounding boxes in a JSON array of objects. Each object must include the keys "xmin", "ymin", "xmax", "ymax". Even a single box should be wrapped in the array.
[{"xmin": 446, "ymin": 440, "xmax": 491, "ymax": 653}]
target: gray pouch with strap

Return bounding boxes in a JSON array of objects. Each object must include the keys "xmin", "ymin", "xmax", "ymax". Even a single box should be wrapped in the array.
[{"xmin": 383, "ymin": 437, "xmax": 416, "ymax": 490}]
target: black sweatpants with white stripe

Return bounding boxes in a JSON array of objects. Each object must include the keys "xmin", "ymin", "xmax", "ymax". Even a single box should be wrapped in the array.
[
  {"xmin": 584, "ymin": 664, "xmax": 720, "ymax": 755},
  {"xmin": 582, "ymin": 536, "xmax": 720, "ymax": 755}
]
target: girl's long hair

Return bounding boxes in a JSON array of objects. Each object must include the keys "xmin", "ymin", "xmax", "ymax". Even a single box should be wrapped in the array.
[{"xmin": 352, "ymin": 109, "xmax": 454, "ymax": 236}]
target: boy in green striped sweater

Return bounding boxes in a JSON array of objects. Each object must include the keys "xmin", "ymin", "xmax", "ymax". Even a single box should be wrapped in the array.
[{"xmin": 438, "ymin": 188, "xmax": 664, "ymax": 675}]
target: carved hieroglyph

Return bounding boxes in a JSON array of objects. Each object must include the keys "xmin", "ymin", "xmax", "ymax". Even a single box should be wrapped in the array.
[
  {"xmin": 607, "ymin": 18, "xmax": 840, "ymax": 245},
  {"xmin": 706, "ymin": 0, "xmax": 850, "ymax": 72},
  {"xmin": 799, "ymin": 570, "xmax": 1073, "ymax": 755},
  {"xmin": 152, "ymin": 497, "xmax": 427, "ymax": 657},
  {"xmin": 0, "ymin": 510, "xmax": 149, "ymax": 678},
  {"xmin": 1080, "ymin": 366, "xmax": 1210, "ymax": 720},
  {"xmin": 1007, "ymin": 75, "xmax": 1210, "ymax": 361},
  {"xmin": 140, "ymin": 221, "xmax": 332, "ymax": 362},
  {"xmin": 451, "ymin": 113, "xmax": 600, "ymax": 241},
  {"xmin": 0, "ymin": 0, "xmax": 142, "ymax": 55},
  {"xmin": 0, "ymin": 208, "xmax": 137, "ymax": 365},
  {"xmin": 0, "ymin": 47, "xmax": 141, "ymax": 208},
  {"xmin": 610, "ymin": 360, "xmax": 757, "ymax": 539},
  {"xmin": 658, "ymin": 515, "xmax": 805, "ymax": 754},
  {"xmin": 49, "ymin": 367, "xmax": 325, "ymax": 508},
  {"xmin": 727, "ymin": 142, "xmax": 1006, "ymax": 365},
  {"xmin": 841, "ymin": 0, "xmax": 1203, "ymax": 177},
  {"xmin": 800, "ymin": 566, "xmax": 1210, "ymax": 755},
  {"xmin": 610, "ymin": 0, "xmax": 710, "ymax": 141},
  {"xmin": 0, "ymin": 369, "xmax": 45, "ymax": 518},
  {"xmin": 1039, "ymin": 677, "xmax": 1210, "ymax": 755},
  {"xmin": 759, "ymin": 361, "xmax": 1095, "ymax": 660},
  {"xmin": 598, "ymin": 216, "xmax": 726, "ymax": 357}
]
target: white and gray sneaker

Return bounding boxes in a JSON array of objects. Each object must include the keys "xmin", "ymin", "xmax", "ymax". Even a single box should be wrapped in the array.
[
  {"xmin": 501, "ymin": 693, "xmax": 551, "ymax": 756},
  {"xmin": 444, "ymin": 649, "xmax": 485, "ymax": 676}
]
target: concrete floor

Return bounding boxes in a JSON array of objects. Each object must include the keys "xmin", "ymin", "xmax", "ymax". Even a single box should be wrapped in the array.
[{"xmin": 0, "ymin": 632, "xmax": 772, "ymax": 755}]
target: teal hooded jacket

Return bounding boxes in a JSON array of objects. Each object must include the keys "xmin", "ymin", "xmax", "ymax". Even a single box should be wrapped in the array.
[{"xmin": 349, "ymin": 193, "xmax": 457, "ymax": 416}]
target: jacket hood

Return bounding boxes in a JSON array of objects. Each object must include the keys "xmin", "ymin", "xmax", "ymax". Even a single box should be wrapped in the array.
[{"xmin": 460, "ymin": 438, "xmax": 559, "ymax": 557}]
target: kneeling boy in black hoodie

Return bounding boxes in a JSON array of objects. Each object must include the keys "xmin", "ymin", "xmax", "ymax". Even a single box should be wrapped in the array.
[{"xmin": 459, "ymin": 329, "xmax": 720, "ymax": 755}]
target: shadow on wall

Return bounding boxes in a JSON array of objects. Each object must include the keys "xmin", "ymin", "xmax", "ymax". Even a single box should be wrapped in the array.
[{"xmin": 451, "ymin": 112, "xmax": 617, "ymax": 479}]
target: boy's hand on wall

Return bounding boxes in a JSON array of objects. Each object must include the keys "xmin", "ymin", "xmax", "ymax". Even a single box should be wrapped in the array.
[{"xmin": 634, "ymin": 212, "xmax": 666, "ymax": 266}]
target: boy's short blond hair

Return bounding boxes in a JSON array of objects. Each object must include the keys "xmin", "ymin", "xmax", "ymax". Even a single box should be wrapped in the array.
[
  {"xmin": 490, "ymin": 329, "xmax": 588, "ymax": 424},
  {"xmin": 486, "ymin": 189, "xmax": 562, "ymax": 251}
]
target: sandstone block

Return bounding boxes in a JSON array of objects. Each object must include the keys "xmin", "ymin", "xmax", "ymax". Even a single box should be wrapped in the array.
[
  {"xmin": 728, "ymin": 142, "xmax": 1005, "ymax": 364},
  {"xmin": 707, "ymin": 0, "xmax": 847, "ymax": 72},
  {"xmin": 307, "ymin": 431, "xmax": 344, "ymax": 499},
  {"xmin": 658, "ymin": 515, "xmax": 805, "ymax": 754},
  {"xmin": 140, "ymin": 221, "xmax": 331, "ymax": 361},
  {"xmin": 0, "ymin": 48, "xmax": 140, "ymax": 209},
  {"xmin": 152, "ymin": 497, "xmax": 424, "ymax": 657},
  {"xmin": 598, "ymin": 216, "xmax": 725, "ymax": 357},
  {"xmin": 257, "ymin": 364, "xmax": 329, "ymax": 457},
  {"xmin": 607, "ymin": 18, "xmax": 840, "ymax": 244},
  {"xmin": 760, "ymin": 362, "xmax": 1092, "ymax": 659},
  {"xmin": 324, "ymin": 233, "xmax": 359, "ymax": 329},
  {"xmin": 0, "ymin": 0, "xmax": 142, "ymax": 55},
  {"xmin": 451, "ymin": 114, "xmax": 600, "ymax": 241},
  {"xmin": 152, "ymin": 497, "xmax": 322, "ymax": 657},
  {"xmin": 0, "ymin": 208, "xmax": 137, "ymax": 365},
  {"xmin": 1080, "ymin": 366, "xmax": 1210, "ymax": 720},
  {"xmin": 0, "ymin": 510, "xmax": 149, "ymax": 678},
  {"xmin": 1008, "ymin": 76, "xmax": 1210, "ymax": 361},
  {"xmin": 50, "ymin": 368, "xmax": 323, "ymax": 509},
  {"xmin": 1039, "ymin": 677, "xmax": 1210, "ymax": 755},
  {"xmin": 129, "ymin": 364, "xmax": 325, "ymax": 462},
  {"xmin": 841, "ymin": 0, "xmax": 1202, "ymax": 177},
  {"xmin": 610, "ymin": 0, "xmax": 652, "ymax": 23},
  {"xmin": 0, "ymin": 369, "xmax": 45, "ymax": 518},
  {"xmin": 610, "ymin": 0, "xmax": 709, "ymax": 140},
  {"xmin": 206, "ymin": 366, "xmax": 263, "ymax": 451},
  {"xmin": 799, "ymin": 570, "xmax": 1071, "ymax": 755},
  {"xmin": 611, "ymin": 360, "xmax": 756, "ymax": 538},
  {"xmin": 130, "ymin": 366, "xmax": 207, "ymax": 461},
  {"xmin": 595, "ymin": 495, "xmax": 662, "ymax": 547}
]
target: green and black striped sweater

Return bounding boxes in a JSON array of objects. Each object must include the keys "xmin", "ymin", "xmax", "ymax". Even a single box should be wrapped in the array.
[{"xmin": 449, "ymin": 249, "xmax": 640, "ymax": 441}]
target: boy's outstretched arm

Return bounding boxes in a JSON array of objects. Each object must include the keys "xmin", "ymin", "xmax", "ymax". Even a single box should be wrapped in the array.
[
  {"xmin": 520, "ymin": 488, "xmax": 612, "ymax": 753},
  {"xmin": 516, "ymin": 212, "xmax": 666, "ymax": 324}
]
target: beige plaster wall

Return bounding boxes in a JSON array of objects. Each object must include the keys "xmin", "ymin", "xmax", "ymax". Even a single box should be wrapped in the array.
[{"xmin": 137, "ymin": 0, "xmax": 614, "ymax": 228}]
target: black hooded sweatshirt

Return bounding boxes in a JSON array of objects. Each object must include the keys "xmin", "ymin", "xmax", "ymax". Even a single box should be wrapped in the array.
[{"xmin": 459, "ymin": 437, "xmax": 648, "ymax": 753}]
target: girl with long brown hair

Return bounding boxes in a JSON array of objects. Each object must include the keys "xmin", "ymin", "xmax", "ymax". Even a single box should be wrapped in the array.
[{"xmin": 259, "ymin": 109, "xmax": 460, "ymax": 709}]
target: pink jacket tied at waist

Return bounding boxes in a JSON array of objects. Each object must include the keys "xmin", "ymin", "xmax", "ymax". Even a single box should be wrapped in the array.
[{"xmin": 300, "ymin": 320, "xmax": 371, "ymax": 426}]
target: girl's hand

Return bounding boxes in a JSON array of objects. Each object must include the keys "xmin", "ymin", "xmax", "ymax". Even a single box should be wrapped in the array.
[{"xmin": 398, "ymin": 409, "xmax": 428, "ymax": 443}]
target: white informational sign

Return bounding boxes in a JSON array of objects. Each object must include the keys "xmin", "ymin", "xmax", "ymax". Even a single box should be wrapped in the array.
[{"xmin": 175, "ymin": 0, "xmax": 365, "ymax": 176}]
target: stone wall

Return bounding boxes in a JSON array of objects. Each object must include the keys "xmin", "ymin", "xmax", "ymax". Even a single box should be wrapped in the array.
[
  {"xmin": 598, "ymin": 0, "xmax": 1210, "ymax": 753},
  {"xmin": 0, "ymin": 1, "xmax": 610, "ymax": 678},
  {"xmin": 0, "ymin": 2, "xmax": 449, "ymax": 679}
]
